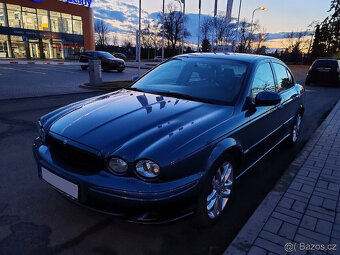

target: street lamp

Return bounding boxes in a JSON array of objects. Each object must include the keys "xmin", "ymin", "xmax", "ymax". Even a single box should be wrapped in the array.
[
  {"xmin": 176, "ymin": 0, "xmax": 185, "ymax": 55},
  {"xmin": 138, "ymin": 0, "xmax": 142, "ymax": 75},
  {"xmin": 249, "ymin": 6, "xmax": 267, "ymax": 52},
  {"xmin": 162, "ymin": 0, "xmax": 165, "ymax": 61}
]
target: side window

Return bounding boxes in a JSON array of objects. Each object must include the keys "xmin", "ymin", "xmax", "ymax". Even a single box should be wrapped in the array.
[
  {"xmin": 273, "ymin": 63, "xmax": 293, "ymax": 92},
  {"xmin": 286, "ymin": 69, "xmax": 294, "ymax": 86},
  {"xmin": 251, "ymin": 63, "xmax": 276, "ymax": 99}
]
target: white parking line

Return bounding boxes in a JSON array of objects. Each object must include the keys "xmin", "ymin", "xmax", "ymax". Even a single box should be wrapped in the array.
[{"xmin": 305, "ymin": 89, "xmax": 317, "ymax": 93}]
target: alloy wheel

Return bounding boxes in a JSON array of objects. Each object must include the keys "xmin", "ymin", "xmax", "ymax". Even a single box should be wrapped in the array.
[{"xmin": 206, "ymin": 162, "xmax": 233, "ymax": 219}]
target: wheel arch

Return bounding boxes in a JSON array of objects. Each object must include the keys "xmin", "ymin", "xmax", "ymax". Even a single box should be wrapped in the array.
[{"xmin": 206, "ymin": 138, "xmax": 244, "ymax": 177}]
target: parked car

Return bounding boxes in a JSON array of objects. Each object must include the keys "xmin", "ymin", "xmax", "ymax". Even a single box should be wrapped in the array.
[
  {"xmin": 113, "ymin": 53, "xmax": 127, "ymax": 61},
  {"xmin": 79, "ymin": 51, "xmax": 125, "ymax": 72},
  {"xmin": 306, "ymin": 58, "xmax": 340, "ymax": 85},
  {"xmin": 154, "ymin": 56, "xmax": 167, "ymax": 62},
  {"xmin": 33, "ymin": 53, "xmax": 305, "ymax": 225}
]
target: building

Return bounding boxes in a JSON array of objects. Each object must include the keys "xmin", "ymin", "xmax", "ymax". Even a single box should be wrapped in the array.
[{"xmin": 0, "ymin": 0, "xmax": 94, "ymax": 60}]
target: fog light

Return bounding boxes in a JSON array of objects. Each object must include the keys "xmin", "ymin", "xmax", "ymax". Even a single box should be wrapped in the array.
[{"xmin": 136, "ymin": 160, "xmax": 160, "ymax": 178}]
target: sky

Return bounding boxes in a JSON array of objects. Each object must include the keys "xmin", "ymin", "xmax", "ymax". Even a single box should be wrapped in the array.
[{"xmin": 91, "ymin": 0, "xmax": 332, "ymax": 48}]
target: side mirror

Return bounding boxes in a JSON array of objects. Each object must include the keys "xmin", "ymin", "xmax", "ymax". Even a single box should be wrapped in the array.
[
  {"xmin": 255, "ymin": 91, "xmax": 282, "ymax": 107},
  {"xmin": 132, "ymin": 75, "xmax": 140, "ymax": 82}
]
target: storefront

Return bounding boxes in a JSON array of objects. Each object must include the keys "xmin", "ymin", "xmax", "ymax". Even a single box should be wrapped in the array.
[{"xmin": 0, "ymin": 0, "xmax": 94, "ymax": 59}]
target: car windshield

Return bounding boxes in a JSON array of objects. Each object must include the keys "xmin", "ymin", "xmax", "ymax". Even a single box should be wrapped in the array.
[
  {"xmin": 131, "ymin": 57, "xmax": 249, "ymax": 105},
  {"xmin": 99, "ymin": 52, "xmax": 115, "ymax": 58}
]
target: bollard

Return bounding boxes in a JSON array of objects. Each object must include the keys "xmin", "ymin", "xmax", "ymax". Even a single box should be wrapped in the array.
[{"xmin": 88, "ymin": 59, "xmax": 102, "ymax": 86}]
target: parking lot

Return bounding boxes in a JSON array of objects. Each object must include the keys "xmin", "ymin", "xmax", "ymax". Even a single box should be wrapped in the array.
[
  {"xmin": 0, "ymin": 63, "xmax": 339, "ymax": 254},
  {"xmin": 0, "ymin": 64, "xmax": 147, "ymax": 99}
]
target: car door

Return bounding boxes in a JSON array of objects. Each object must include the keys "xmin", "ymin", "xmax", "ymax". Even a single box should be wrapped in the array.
[
  {"xmin": 272, "ymin": 63, "xmax": 300, "ymax": 139},
  {"xmin": 242, "ymin": 62, "xmax": 282, "ymax": 167}
]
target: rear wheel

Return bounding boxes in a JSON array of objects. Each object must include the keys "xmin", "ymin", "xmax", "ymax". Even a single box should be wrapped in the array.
[
  {"xmin": 81, "ymin": 65, "xmax": 87, "ymax": 70},
  {"xmin": 305, "ymin": 78, "xmax": 311, "ymax": 85},
  {"xmin": 117, "ymin": 69, "xmax": 124, "ymax": 73},
  {"xmin": 195, "ymin": 154, "xmax": 235, "ymax": 227}
]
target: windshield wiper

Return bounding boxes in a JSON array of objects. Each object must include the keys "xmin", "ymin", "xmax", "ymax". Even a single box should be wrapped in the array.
[
  {"xmin": 156, "ymin": 91, "xmax": 213, "ymax": 104},
  {"xmin": 126, "ymin": 87, "xmax": 147, "ymax": 93}
]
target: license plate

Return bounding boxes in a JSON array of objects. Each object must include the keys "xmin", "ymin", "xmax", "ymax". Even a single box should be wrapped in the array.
[{"xmin": 41, "ymin": 167, "xmax": 78, "ymax": 199}]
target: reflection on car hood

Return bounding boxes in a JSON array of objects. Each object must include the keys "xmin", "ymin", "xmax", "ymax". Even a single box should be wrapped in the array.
[{"xmin": 49, "ymin": 90, "xmax": 234, "ymax": 160}]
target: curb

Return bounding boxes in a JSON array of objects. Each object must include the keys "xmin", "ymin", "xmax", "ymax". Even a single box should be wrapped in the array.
[
  {"xmin": 224, "ymin": 99, "xmax": 340, "ymax": 255},
  {"xmin": 0, "ymin": 60, "xmax": 86, "ymax": 65}
]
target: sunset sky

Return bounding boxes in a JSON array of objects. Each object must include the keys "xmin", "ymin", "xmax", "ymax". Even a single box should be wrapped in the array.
[{"xmin": 92, "ymin": 0, "xmax": 332, "ymax": 49}]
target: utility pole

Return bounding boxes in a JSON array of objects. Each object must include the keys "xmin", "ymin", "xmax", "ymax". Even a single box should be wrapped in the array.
[{"xmin": 234, "ymin": 0, "xmax": 242, "ymax": 52}]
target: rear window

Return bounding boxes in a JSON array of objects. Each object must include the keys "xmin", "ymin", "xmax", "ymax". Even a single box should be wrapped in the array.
[{"xmin": 313, "ymin": 60, "xmax": 338, "ymax": 69}]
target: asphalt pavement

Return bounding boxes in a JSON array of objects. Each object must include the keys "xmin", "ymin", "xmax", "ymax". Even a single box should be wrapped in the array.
[{"xmin": 0, "ymin": 64, "xmax": 147, "ymax": 99}]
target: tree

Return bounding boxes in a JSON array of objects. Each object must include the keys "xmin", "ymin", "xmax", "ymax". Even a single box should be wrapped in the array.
[
  {"xmin": 237, "ymin": 19, "xmax": 251, "ymax": 53},
  {"xmin": 95, "ymin": 20, "xmax": 109, "ymax": 48},
  {"xmin": 160, "ymin": 3, "xmax": 190, "ymax": 54},
  {"xmin": 201, "ymin": 38, "xmax": 211, "ymax": 52}
]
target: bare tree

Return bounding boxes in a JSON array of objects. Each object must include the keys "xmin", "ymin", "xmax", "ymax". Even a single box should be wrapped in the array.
[
  {"xmin": 283, "ymin": 31, "xmax": 309, "ymax": 53},
  {"xmin": 160, "ymin": 3, "xmax": 190, "ymax": 54},
  {"xmin": 201, "ymin": 17, "xmax": 212, "ymax": 41},
  {"xmin": 237, "ymin": 19, "xmax": 251, "ymax": 53},
  {"xmin": 255, "ymin": 29, "xmax": 268, "ymax": 54},
  {"xmin": 95, "ymin": 20, "xmax": 109, "ymax": 48}
]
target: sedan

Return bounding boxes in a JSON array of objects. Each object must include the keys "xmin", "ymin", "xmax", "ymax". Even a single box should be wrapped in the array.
[
  {"xmin": 79, "ymin": 51, "xmax": 125, "ymax": 72},
  {"xmin": 33, "ymin": 53, "xmax": 305, "ymax": 225},
  {"xmin": 306, "ymin": 58, "xmax": 340, "ymax": 86}
]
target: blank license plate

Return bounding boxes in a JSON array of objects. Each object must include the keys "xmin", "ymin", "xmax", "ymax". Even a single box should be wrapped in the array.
[{"xmin": 41, "ymin": 167, "xmax": 78, "ymax": 199}]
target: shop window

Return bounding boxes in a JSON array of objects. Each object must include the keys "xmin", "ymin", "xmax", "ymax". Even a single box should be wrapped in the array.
[
  {"xmin": 50, "ymin": 11, "xmax": 62, "ymax": 33},
  {"xmin": 72, "ymin": 16, "xmax": 83, "ymax": 35},
  {"xmin": 7, "ymin": 4, "xmax": 22, "ymax": 28},
  {"xmin": 22, "ymin": 7, "xmax": 38, "ymax": 30},
  {"xmin": 0, "ymin": 3, "xmax": 6, "ymax": 27},
  {"xmin": 0, "ymin": 34, "xmax": 10, "ymax": 58},
  {"xmin": 37, "ymin": 9, "xmax": 49, "ymax": 31},
  {"xmin": 61, "ymin": 13, "xmax": 72, "ymax": 34},
  {"xmin": 10, "ymin": 35, "xmax": 27, "ymax": 58}
]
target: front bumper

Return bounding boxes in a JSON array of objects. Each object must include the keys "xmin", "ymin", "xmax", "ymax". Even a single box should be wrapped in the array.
[{"xmin": 32, "ymin": 138, "xmax": 202, "ymax": 223}]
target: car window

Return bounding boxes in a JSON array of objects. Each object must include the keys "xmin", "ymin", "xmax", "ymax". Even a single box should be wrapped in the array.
[
  {"xmin": 273, "ymin": 63, "xmax": 294, "ymax": 92},
  {"xmin": 286, "ymin": 69, "xmax": 295, "ymax": 85},
  {"xmin": 314, "ymin": 60, "xmax": 338, "ymax": 69},
  {"xmin": 251, "ymin": 63, "xmax": 275, "ymax": 99},
  {"xmin": 132, "ymin": 58, "xmax": 249, "ymax": 105}
]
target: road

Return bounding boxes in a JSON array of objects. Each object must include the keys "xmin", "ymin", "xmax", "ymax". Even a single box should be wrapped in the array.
[
  {"xmin": 0, "ymin": 65, "xmax": 147, "ymax": 100},
  {"xmin": 0, "ymin": 66, "xmax": 340, "ymax": 255}
]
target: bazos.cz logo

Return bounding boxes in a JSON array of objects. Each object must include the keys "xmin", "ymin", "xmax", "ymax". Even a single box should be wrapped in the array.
[{"xmin": 58, "ymin": 0, "xmax": 92, "ymax": 8}]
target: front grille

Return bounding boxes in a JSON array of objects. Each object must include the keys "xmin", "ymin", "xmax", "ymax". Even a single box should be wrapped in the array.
[{"xmin": 46, "ymin": 133, "xmax": 103, "ymax": 173}]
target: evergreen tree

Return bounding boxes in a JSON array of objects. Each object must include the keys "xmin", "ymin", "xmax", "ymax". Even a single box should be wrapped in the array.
[{"xmin": 201, "ymin": 39, "xmax": 211, "ymax": 52}]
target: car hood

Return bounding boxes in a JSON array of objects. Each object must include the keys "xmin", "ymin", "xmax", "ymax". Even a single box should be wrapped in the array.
[{"xmin": 49, "ymin": 90, "xmax": 234, "ymax": 161}]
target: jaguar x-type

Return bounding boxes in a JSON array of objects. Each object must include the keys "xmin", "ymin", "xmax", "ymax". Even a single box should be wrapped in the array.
[{"xmin": 33, "ymin": 53, "xmax": 305, "ymax": 225}]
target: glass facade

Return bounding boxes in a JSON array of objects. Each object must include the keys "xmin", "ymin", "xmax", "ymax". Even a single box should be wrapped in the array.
[{"xmin": 0, "ymin": 2, "xmax": 84, "ymax": 59}]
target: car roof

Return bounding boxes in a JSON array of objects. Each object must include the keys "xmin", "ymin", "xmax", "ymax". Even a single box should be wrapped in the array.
[{"xmin": 176, "ymin": 53, "xmax": 280, "ymax": 64}]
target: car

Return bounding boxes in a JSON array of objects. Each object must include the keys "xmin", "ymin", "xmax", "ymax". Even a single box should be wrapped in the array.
[
  {"xmin": 79, "ymin": 51, "xmax": 125, "ymax": 72},
  {"xmin": 154, "ymin": 56, "xmax": 166, "ymax": 62},
  {"xmin": 113, "ymin": 53, "xmax": 127, "ymax": 61},
  {"xmin": 33, "ymin": 53, "xmax": 305, "ymax": 225},
  {"xmin": 306, "ymin": 58, "xmax": 340, "ymax": 86}
]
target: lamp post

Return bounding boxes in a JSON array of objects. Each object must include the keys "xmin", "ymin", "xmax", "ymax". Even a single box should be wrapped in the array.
[
  {"xmin": 138, "ymin": 0, "xmax": 142, "ymax": 75},
  {"xmin": 198, "ymin": 0, "xmax": 202, "ymax": 52},
  {"xmin": 234, "ymin": 0, "xmax": 242, "ymax": 52},
  {"xmin": 162, "ymin": 0, "xmax": 165, "ymax": 61},
  {"xmin": 249, "ymin": 6, "xmax": 267, "ymax": 52},
  {"xmin": 176, "ymin": 0, "xmax": 185, "ymax": 55}
]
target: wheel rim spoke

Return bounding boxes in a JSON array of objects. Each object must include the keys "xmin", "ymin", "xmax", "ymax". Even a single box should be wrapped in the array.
[{"xmin": 206, "ymin": 161, "xmax": 234, "ymax": 219}]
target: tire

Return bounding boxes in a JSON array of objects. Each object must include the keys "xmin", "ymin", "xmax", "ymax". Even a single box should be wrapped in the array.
[
  {"xmin": 81, "ymin": 66, "xmax": 87, "ymax": 70},
  {"xmin": 195, "ymin": 154, "xmax": 235, "ymax": 227},
  {"xmin": 305, "ymin": 78, "xmax": 311, "ymax": 86},
  {"xmin": 117, "ymin": 69, "xmax": 124, "ymax": 73},
  {"xmin": 286, "ymin": 113, "xmax": 303, "ymax": 146}
]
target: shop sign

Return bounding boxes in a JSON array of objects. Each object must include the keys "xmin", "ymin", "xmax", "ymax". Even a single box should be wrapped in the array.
[{"xmin": 58, "ymin": 0, "xmax": 92, "ymax": 8}]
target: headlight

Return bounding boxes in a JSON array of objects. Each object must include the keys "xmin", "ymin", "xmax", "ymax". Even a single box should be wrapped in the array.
[
  {"xmin": 108, "ymin": 157, "xmax": 128, "ymax": 174},
  {"xmin": 136, "ymin": 160, "xmax": 160, "ymax": 178}
]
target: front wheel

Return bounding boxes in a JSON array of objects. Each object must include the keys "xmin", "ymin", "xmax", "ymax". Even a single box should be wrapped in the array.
[{"xmin": 196, "ymin": 154, "xmax": 235, "ymax": 227}]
